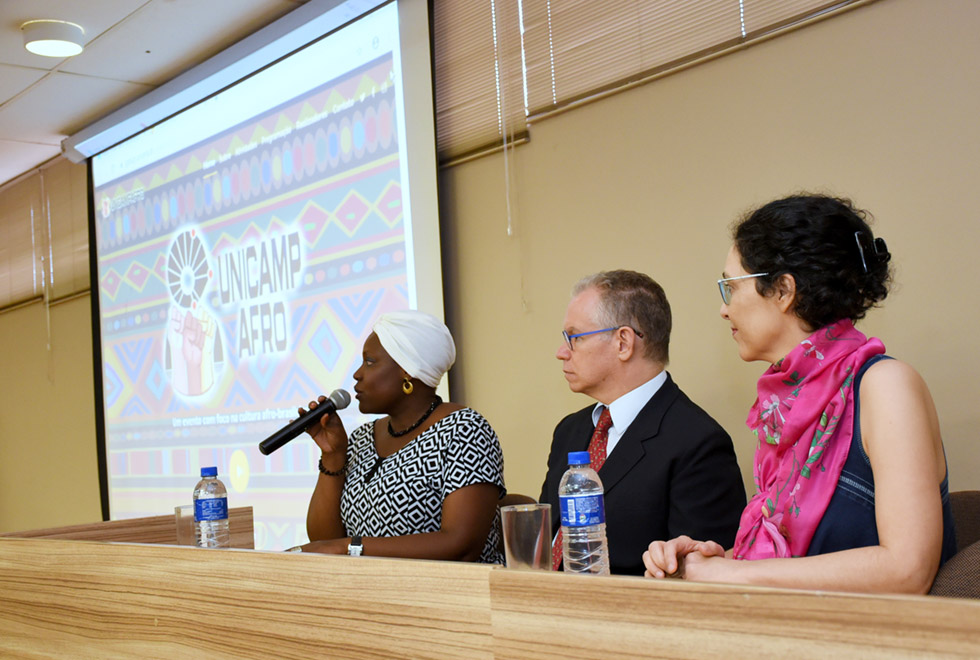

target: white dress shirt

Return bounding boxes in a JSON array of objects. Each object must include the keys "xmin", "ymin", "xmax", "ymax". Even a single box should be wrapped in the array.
[{"xmin": 591, "ymin": 371, "xmax": 668, "ymax": 458}]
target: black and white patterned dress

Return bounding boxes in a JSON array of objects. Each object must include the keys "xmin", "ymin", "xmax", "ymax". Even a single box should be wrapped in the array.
[{"xmin": 340, "ymin": 407, "xmax": 505, "ymax": 564}]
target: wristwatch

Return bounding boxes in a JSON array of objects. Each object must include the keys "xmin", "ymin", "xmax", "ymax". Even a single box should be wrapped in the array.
[{"xmin": 347, "ymin": 534, "xmax": 363, "ymax": 556}]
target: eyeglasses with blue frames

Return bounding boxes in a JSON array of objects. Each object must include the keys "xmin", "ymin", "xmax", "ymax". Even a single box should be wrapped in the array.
[
  {"xmin": 562, "ymin": 326, "xmax": 644, "ymax": 351},
  {"xmin": 717, "ymin": 272, "xmax": 769, "ymax": 305}
]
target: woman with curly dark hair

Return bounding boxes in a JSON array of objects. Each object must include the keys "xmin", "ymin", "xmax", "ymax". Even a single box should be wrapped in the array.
[{"xmin": 643, "ymin": 194, "xmax": 957, "ymax": 593}]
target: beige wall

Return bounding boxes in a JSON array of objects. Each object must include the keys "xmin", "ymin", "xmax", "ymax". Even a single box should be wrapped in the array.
[
  {"xmin": 440, "ymin": 0, "xmax": 980, "ymax": 499},
  {"xmin": 1, "ymin": 0, "xmax": 978, "ymax": 531},
  {"xmin": 0, "ymin": 297, "xmax": 101, "ymax": 530}
]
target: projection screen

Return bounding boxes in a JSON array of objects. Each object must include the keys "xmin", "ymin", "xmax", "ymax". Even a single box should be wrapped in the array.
[{"xmin": 88, "ymin": 0, "xmax": 443, "ymax": 550}]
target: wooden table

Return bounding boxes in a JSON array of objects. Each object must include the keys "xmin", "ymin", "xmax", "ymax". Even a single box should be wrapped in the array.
[{"xmin": 0, "ymin": 513, "xmax": 977, "ymax": 659}]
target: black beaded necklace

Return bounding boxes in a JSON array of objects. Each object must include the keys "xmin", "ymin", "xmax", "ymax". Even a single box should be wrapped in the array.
[{"xmin": 388, "ymin": 396, "xmax": 442, "ymax": 437}]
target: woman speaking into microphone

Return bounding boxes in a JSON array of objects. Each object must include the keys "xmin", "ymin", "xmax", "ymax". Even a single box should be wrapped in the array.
[{"xmin": 297, "ymin": 310, "xmax": 505, "ymax": 563}]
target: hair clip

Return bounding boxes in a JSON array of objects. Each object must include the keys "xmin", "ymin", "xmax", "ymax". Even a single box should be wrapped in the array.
[
  {"xmin": 854, "ymin": 231, "xmax": 890, "ymax": 273},
  {"xmin": 873, "ymin": 237, "xmax": 891, "ymax": 264}
]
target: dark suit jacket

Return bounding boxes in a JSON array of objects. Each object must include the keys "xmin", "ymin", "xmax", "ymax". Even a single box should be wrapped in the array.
[{"xmin": 539, "ymin": 373, "xmax": 746, "ymax": 575}]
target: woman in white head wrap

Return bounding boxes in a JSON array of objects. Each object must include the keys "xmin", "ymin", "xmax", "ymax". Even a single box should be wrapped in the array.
[
  {"xmin": 299, "ymin": 310, "xmax": 506, "ymax": 563},
  {"xmin": 373, "ymin": 310, "xmax": 456, "ymax": 390}
]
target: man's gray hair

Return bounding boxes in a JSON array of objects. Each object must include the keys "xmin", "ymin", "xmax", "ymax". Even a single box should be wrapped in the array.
[{"xmin": 573, "ymin": 270, "xmax": 671, "ymax": 364}]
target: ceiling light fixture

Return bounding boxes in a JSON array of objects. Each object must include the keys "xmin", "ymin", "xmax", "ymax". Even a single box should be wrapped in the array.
[{"xmin": 21, "ymin": 19, "xmax": 85, "ymax": 58}]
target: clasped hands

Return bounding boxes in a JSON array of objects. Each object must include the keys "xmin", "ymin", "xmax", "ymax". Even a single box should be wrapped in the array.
[{"xmin": 642, "ymin": 535, "xmax": 728, "ymax": 581}]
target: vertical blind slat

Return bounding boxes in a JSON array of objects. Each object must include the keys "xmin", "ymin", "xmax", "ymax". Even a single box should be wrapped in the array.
[
  {"xmin": 44, "ymin": 160, "xmax": 91, "ymax": 300},
  {"xmin": 434, "ymin": 0, "xmax": 526, "ymax": 159},
  {"xmin": 743, "ymin": 1, "xmax": 848, "ymax": 34},
  {"xmin": 0, "ymin": 177, "xmax": 43, "ymax": 307}
]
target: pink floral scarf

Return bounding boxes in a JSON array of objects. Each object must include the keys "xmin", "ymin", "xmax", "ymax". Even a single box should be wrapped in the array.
[{"xmin": 733, "ymin": 319, "xmax": 885, "ymax": 560}]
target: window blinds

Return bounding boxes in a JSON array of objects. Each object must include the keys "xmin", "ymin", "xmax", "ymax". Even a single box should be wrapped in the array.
[
  {"xmin": 433, "ymin": 0, "xmax": 527, "ymax": 159},
  {"xmin": 434, "ymin": 0, "xmax": 869, "ymax": 161},
  {"xmin": 0, "ymin": 159, "xmax": 89, "ymax": 310},
  {"xmin": 0, "ymin": 175, "xmax": 43, "ymax": 308}
]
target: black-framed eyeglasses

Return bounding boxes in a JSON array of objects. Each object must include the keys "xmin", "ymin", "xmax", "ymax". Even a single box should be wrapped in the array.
[
  {"xmin": 717, "ymin": 272, "xmax": 769, "ymax": 305},
  {"xmin": 562, "ymin": 326, "xmax": 644, "ymax": 351}
]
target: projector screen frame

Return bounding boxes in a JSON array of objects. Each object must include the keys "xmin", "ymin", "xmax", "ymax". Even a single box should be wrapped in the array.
[
  {"xmin": 64, "ymin": 0, "xmax": 391, "ymax": 163},
  {"xmin": 86, "ymin": 0, "xmax": 444, "ymax": 538}
]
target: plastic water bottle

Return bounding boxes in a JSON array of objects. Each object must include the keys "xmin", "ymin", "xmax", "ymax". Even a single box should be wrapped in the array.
[
  {"xmin": 193, "ymin": 466, "xmax": 230, "ymax": 548},
  {"xmin": 558, "ymin": 451, "xmax": 610, "ymax": 575}
]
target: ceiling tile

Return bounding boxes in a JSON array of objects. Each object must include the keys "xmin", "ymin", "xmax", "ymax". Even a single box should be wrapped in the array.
[
  {"xmin": 0, "ymin": 0, "xmax": 146, "ymax": 69},
  {"xmin": 0, "ymin": 139, "xmax": 62, "ymax": 188},
  {"xmin": 0, "ymin": 0, "xmax": 310, "ymax": 186},
  {"xmin": 61, "ymin": 0, "xmax": 308, "ymax": 86},
  {"xmin": 0, "ymin": 64, "xmax": 47, "ymax": 103},
  {"xmin": 0, "ymin": 70, "xmax": 151, "ymax": 141}
]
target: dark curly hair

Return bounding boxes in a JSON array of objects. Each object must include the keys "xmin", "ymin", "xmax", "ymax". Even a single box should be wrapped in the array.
[{"xmin": 732, "ymin": 194, "xmax": 892, "ymax": 329}]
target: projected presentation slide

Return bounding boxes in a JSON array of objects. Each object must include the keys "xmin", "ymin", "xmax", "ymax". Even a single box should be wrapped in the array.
[{"xmin": 91, "ymin": 3, "xmax": 434, "ymax": 550}]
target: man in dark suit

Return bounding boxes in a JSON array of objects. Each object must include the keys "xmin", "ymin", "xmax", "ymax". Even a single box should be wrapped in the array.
[{"xmin": 540, "ymin": 270, "xmax": 745, "ymax": 576}]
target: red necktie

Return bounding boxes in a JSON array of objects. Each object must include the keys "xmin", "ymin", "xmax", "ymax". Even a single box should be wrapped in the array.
[{"xmin": 552, "ymin": 407, "xmax": 612, "ymax": 571}]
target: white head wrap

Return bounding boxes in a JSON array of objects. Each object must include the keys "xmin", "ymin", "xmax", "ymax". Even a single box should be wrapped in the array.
[{"xmin": 373, "ymin": 310, "xmax": 456, "ymax": 388}]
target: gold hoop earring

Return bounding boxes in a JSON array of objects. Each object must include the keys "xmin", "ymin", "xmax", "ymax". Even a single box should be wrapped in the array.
[{"xmin": 402, "ymin": 377, "xmax": 414, "ymax": 395}]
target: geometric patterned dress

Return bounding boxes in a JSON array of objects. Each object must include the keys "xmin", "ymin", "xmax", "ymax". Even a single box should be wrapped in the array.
[{"xmin": 339, "ymin": 408, "xmax": 506, "ymax": 563}]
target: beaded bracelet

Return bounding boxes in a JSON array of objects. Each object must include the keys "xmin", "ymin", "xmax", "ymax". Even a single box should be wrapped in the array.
[{"xmin": 318, "ymin": 457, "xmax": 347, "ymax": 477}]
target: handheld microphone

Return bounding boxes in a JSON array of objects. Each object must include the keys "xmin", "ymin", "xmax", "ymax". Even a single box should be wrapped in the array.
[{"xmin": 257, "ymin": 389, "xmax": 352, "ymax": 455}]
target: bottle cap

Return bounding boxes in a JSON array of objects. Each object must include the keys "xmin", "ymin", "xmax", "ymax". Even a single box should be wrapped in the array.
[
  {"xmin": 568, "ymin": 451, "xmax": 591, "ymax": 466},
  {"xmin": 201, "ymin": 466, "xmax": 218, "ymax": 477}
]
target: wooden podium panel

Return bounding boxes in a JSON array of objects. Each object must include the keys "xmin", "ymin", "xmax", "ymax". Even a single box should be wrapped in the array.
[
  {"xmin": 2, "ymin": 533, "xmax": 978, "ymax": 659},
  {"xmin": 0, "ymin": 507, "xmax": 254, "ymax": 548},
  {"xmin": 0, "ymin": 538, "xmax": 494, "ymax": 659},
  {"xmin": 488, "ymin": 569, "xmax": 980, "ymax": 659}
]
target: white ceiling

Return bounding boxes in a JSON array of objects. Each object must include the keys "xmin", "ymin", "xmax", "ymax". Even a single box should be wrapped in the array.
[{"xmin": 0, "ymin": 0, "xmax": 310, "ymax": 189}]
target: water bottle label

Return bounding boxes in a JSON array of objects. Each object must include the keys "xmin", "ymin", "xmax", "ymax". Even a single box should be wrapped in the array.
[
  {"xmin": 559, "ymin": 494, "xmax": 605, "ymax": 527},
  {"xmin": 195, "ymin": 497, "xmax": 228, "ymax": 522}
]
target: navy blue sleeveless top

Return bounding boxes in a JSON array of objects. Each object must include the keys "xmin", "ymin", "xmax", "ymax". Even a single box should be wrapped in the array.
[{"xmin": 807, "ymin": 355, "xmax": 958, "ymax": 565}]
